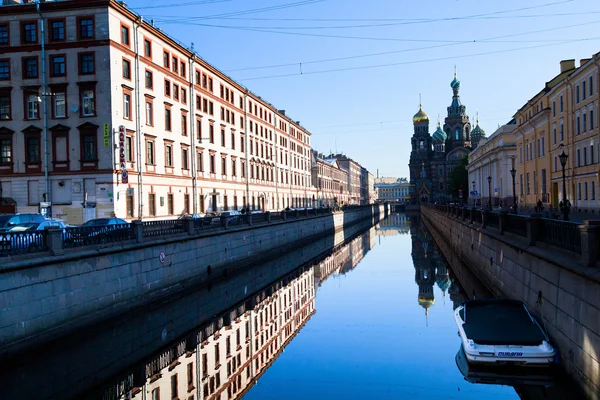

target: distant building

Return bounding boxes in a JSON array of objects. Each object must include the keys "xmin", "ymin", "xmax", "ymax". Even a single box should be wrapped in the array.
[
  {"xmin": 409, "ymin": 75, "xmax": 486, "ymax": 203},
  {"xmin": 374, "ymin": 177, "xmax": 410, "ymax": 202},
  {"xmin": 311, "ymin": 151, "xmax": 349, "ymax": 207},
  {"xmin": 467, "ymin": 121, "xmax": 518, "ymax": 207},
  {"xmin": 327, "ymin": 154, "xmax": 365, "ymax": 205}
]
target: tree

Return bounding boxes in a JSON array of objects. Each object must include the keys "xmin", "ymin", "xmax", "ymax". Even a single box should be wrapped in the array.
[{"xmin": 447, "ymin": 156, "xmax": 469, "ymax": 202}]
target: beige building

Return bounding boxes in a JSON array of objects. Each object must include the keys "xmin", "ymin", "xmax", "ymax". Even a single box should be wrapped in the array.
[
  {"xmin": 374, "ymin": 177, "xmax": 410, "ymax": 202},
  {"xmin": 512, "ymin": 56, "xmax": 600, "ymax": 213},
  {"xmin": 311, "ymin": 151, "xmax": 349, "ymax": 207},
  {"xmin": 467, "ymin": 122, "xmax": 518, "ymax": 208},
  {"xmin": 0, "ymin": 0, "xmax": 317, "ymax": 224}
]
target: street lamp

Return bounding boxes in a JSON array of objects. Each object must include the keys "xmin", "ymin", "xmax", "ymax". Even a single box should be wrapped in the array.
[
  {"xmin": 510, "ymin": 156, "xmax": 517, "ymax": 213},
  {"xmin": 487, "ymin": 175, "xmax": 492, "ymax": 210},
  {"xmin": 559, "ymin": 150, "xmax": 569, "ymax": 221}
]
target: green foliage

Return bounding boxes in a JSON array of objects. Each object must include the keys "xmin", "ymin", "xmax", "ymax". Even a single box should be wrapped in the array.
[{"xmin": 447, "ymin": 156, "xmax": 469, "ymax": 200}]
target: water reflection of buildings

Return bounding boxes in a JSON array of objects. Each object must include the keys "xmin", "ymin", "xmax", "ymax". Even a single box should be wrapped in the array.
[
  {"xmin": 375, "ymin": 213, "xmax": 410, "ymax": 236},
  {"xmin": 107, "ymin": 229, "xmax": 375, "ymax": 400},
  {"xmin": 409, "ymin": 215, "xmax": 452, "ymax": 323},
  {"xmin": 111, "ymin": 266, "xmax": 316, "ymax": 400}
]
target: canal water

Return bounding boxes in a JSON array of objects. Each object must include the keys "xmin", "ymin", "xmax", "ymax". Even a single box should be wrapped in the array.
[{"xmin": 4, "ymin": 213, "xmax": 580, "ymax": 399}]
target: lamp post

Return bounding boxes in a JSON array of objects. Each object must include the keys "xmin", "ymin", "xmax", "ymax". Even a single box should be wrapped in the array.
[
  {"xmin": 510, "ymin": 156, "xmax": 517, "ymax": 213},
  {"xmin": 559, "ymin": 150, "xmax": 569, "ymax": 221},
  {"xmin": 471, "ymin": 180, "xmax": 475, "ymax": 206},
  {"xmin": 487, "ymin": 175, "xmax": 492, "ymax": 210}
]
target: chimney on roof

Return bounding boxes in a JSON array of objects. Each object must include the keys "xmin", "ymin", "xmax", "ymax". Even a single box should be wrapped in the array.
[
  {"xmin": 151, "ymin": 19, "xmax": 155, "ymax": 27},
  {"xmin": 560, "ymin": 59, "xmax": 576, "ymax": 73},
  {"xmin": 278, "ymin": 110, "xmax": 286, "ymax": 115},
  {"xmin": 296, "ymin": 121, "xmax": 300, "ymax": 125},
  {"xmin": 580, "ymin": 58, "xmax": 591, "ymax": 67}
]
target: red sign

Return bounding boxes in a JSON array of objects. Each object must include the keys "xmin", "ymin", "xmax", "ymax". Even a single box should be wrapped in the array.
[{"xmin": 119, "ymin": 125, "xmax": 128, "ymax": 183}]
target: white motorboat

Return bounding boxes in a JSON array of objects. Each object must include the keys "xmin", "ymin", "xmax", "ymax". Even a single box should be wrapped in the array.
[{"xmin": 454, "ymin": 299, "xmax": 556, "ymax": 365}]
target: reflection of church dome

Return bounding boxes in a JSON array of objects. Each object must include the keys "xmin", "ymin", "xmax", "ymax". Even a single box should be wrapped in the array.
[
  {"xmin": 436, "ymin": 276, "xmax": 452, "ymax": 292},
  {"xmin": 418, "ymin": 296, "xmax": 435, "ymax": 309},
  {"xmin": 432, "ymin": 123, "xmax": 447, "ymax": 143},
  {"xmin": 451, "ymin": 76, "xmax": 460, "ymax": 89},
  {"xmin": 413, "ymin": 106, "xmax": 429, "ymax": 124}
]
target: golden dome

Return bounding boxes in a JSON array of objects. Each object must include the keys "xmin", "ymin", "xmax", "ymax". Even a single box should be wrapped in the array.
[
  {"xmin": 413, "ymin": 106, "xmax": 429, "ymax": 124},
  {"xmin": 418, "ymin": 296, "xmax": 435, "ymax": 309}
]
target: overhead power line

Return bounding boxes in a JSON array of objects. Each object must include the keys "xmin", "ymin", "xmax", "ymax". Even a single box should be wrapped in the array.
[
  {"xmin": 134, "ymin": 0, "xmax": 232, "ymax": 10},
  {"xmin": 237, "ymin": 36, "xmax": 600, "ymax": 81}
]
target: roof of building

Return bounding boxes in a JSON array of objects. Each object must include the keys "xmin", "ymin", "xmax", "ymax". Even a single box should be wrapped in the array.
[
  {"xmin": 413, "ymin": 105, "xmax": 429, "ymax": 124},
  {"xmin": 432, "ymin": 122, "xmax": 447, "ymax": 142}
]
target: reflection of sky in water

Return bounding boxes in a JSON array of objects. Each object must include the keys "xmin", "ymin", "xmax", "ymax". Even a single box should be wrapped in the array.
[{"xmin": 243, "ymin": 221, "xmax": 517, "ymax": 400}]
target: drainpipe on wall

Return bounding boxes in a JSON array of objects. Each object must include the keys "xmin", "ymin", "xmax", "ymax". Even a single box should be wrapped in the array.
[
  {"xmin": 37, "ymin": 2, "xmax": 50, "ymax": 215},
  {"xmin": 189, "ymin": 44, "xmax": 197, "ymax": 214},
  {"xmin": 243, "ymin": 90, "xmax": 250, "ymax": 209},
  {"xmin": 134, "ymin": 17, "xmax": 144, "ymax": 221},
  {"xmin": 273, "ymin": 114, "xmax": 279, "ymax": 210}
]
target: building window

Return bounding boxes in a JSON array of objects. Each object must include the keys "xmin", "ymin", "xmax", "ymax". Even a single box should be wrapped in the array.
[
  {"xmin": 180, "ymin": 61, "xmax": 186, "ymax": 77},
  {"xmin": 145, "ymin": 70, "xmax": 153, "ymax": 89},
  {"xmin": 591, "ymin": 109, "xmax": 595, "ymax": 131},
  {"xmin": 221, "ymin": 157, "xmax": 226, "ymax": 175},
  {"xmin": 146, "ymin": 140, "xmax": 155, "ymax": 164},
  {"xmin": 121, "ymin": 24, "xmax": 130, "ymax": 46},
  {"xmin": 50, "ymin": 20, "xmax": 65, "ymax": 41},
  {"xmin": 79, "ymin": 17, "xmax": 94, "ymax": 39},
  {"xmin": 26, "ymin": 94, "xmax": 39, "ymax": 120},
  {"xmin": 81, "ymin": 89, "xmax": 95, "ymax": 116},
  {"xmin": 0, "ymin": 94, "xmax": 11, "ymax": 120},
  {"xmin": 209, "ymin": 125, "xmax": 214, "ymax": 143},
  {"xmin": 552, "ymin": 101, "xmax": 555, "ymax": 117},
  {"xmin": 526, "ymin": 173, "xmax": 530, "ymax": 195},
  {"xmin": 585, "ymin": 182, "xmax": 588, "ymax": 200},
  {"xmin": 144, "ymin": 38, "xmax": 151, "ymax": 57},
  {"xmin": 232, "ymin": 159, "xmax": 236, "ymax": 176},
  {"xmin": 583, "ymin": 81, "xmax": 587, "ymax": 100},
  {"xmin": 560, "ymin": 95, "xmax": 563, "ymax": 112},
  {"xmin": 583, "ymin": 111, "xmax": 587, "ymax": 133},
  {"xmin": 519, "ymin": 174, "xmax": 523, "ymax": 196},
  {"xmin": 184, "ymin": 194, "xmax": 190, "ymax": 214},
  {"xmin": 125, "ymin": 135, "xmax": 133, "ymax": 162},
  {"xmin": 0, "ymin": 25, "xmax": 8, "ymax": 45},
  {"xmin": 560, "ymin": 120, "xmax": 564, "ymax": 141},
  {"xmin": 149, "ymin": 193, "xmax": 156, "ymax": 216},
  {"xmin": 53, "ymin": 92, "xmax": 66, "ymax": 118},
  {"xmin": 578, "ymin": 183, "xmax": 582, "ymax": 200},
  {"xmin": 145, "ymin": 101, "xmax": 153, "ymax": 126},
  {"xmin": 231, "ymin": 133, "xmax": 235, "ymax": 150},
  {"xmin": 50, "ymin": 55, "xmax": 66, "ymax": 77},
  {"xmin": 0, "ymin": 60, "xmax": 9, "ymax": 80},
  {"xmin": 584, "ymin": 147, "xmax": 588, "ymax": 165},
  {"xmin": 221, "ymin": 129, "xmax": 225, "ymax": 147},
  {"xmin": 553, "ymin": 125, "xmax": 556, "ymax": 144},
  {"xmin": 172, "ymin": 56, "xmax": 178, "ymax": 73},
  {"xmin": 197, "ymin": 151, "xmax": 203, "ymax": 172},
  {"xmin": 590, "ymin": 76, "xmax": 594, "ymax": 97},
  {"xmin": 82, "ymin": 133, "xmax": 97, "ymax": 161},
  {"xmin": 576, "ymin": 85, "xmax": 580, "ymax": 103},
  {"xmin": 165, "ymin": 79, "xmax": 171, "ymax": 97},
  {"xmin": 577, "ymin": 148, "xmax": 581, "ymax": 166},
  {"xmin": 181, "ymin": 114, "xmax": 187, "ymax": 136},
  {"xmin": 25, "ymin": 135, "xmax": 40, "ymax": 163},
  {"xmin": 167, "ymin": 193, "xmax": 174, "ymax": 215},
  {"xmin": 591, "ymin": 144, "xmax": 595, "ymax": 164},
  {"xmin": 173, "ymin": 84, "xmax": 179, "ymax": 101},
  {"xmin": 165, "ymin": 108, "xmax": 172, "ymax": 131},
  {"xmin": 0, "ymin": 137, "xmax": 11, "ymax": 163},
  {"xmin": 23, "ymin": 57, "xmax": 38, "ymax": 78},
  {"xmin": 210, "ymin": 154, "xmax": 215, "ymax": 173},
  {"xmin": 592, "ymin": 181, "xmax": 596, "ymax": 200},
  {"xmin": 126, "ymin": 192, "xmax": 134, "ymax": 218},
  {"xmin": 241, "ymin": 160, "xmax": 246, "ymax": 178},
  {"xmin": 165, "ymin": 144, "xmax": 173, "ymax": 167},
  {"xmin": 123, "ymin": 92, "xmax": 131, "ymax": 120},
  {"xmin": 182, "ymin": 148, "xmax": 189, "ymax": 169},
  {"xmin": 181, "ymin": 88, "xmax": 186, "ymax": 104},
  {"xmin": 163, "ymin": 51, "xmax": 169, "ymax": 68},
  {"xmin": 123, "ymin": 59, "xmax": 131, "ymax": 79},
  {"xmin": 79, "ymin": 53, "xmax": 95, "ymax": 74},
  {"xmin": 22, "ymin": 22, "xmax": 37, "ymax": 43}
]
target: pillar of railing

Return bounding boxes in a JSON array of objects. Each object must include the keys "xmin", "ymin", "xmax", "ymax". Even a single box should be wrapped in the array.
[
  {"xmin": 185, "ymin": 217, "xmax": 195, "ymax": 235},
  {"xmin": 266, "ymin": 211, "xmax": 272, "ymax": 223},
  {"xmin": 470, "ymin": 208, "xmax": 475, "ymax": 224},
  {"xmin": 579, "ymin": 220, "xmax": 600, "ymax": 267},
  {"xmin": 45, "ymin": 226, "xmax": 64, "ymax": 256},
  {"xmin": 131, "ymin": 220, "xmax": 144, "ymax": 243},
  {"xmin": 526, "ymin": 214, "xmax": 540, "ymax": 246},
  {"xmin": 499, "ymin": 211, "xmax": 507, "ymax": 235},
  {"xmin": 481, "ymin": 210, "xmax": 488, "ymax": 228}
]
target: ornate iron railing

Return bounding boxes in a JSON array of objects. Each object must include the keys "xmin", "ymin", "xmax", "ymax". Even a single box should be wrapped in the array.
[
  {"xmin": 538, "ymin": 218, "xmax": 582, "ymax": 254},
  {"xmin": 0, "ymin": 230, "xmax": 47, "ymax": 257},
  {"xmin": 504, "ymin": 214, "xmax": 527, "ymax": 237},
  {"xmin": 142, "ymin": 220, "xmax": 187, "ymax": 238},
  {"xmin": 487, "ymin": 212, "xmax": 500, "ymax": 229},
  {"xmin": 63, "ymin": 224, "xmax": 135, "ymax": 248}
]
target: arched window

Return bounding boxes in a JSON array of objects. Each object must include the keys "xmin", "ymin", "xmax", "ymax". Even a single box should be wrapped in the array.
[
  {"xmin": 455, "ymin": 128, "xmax": 460, "ymax": 140},
  {"xmin": 419, "ymin": 140, "xmax": 424, "ymax": 150}
]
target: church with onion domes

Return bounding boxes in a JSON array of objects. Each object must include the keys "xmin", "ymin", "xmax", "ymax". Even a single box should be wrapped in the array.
[{"xmin": 409, "ymin": 74, "xmax": 486, "ymax": 203}]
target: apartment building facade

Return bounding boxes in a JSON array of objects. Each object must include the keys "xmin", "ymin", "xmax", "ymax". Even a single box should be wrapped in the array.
[
  {"xmin": 467, "ymin": 121, "xmax": 517, "ymax": 207},
  {"xmin": 374, "ymin": 177, "xmax": 410, "ymax": 203},
  {"xmin": 310, "ymin": 151, "xmax": 349, "ymax": 207},
  {"xmin": 0, "ymin": 0, "xmax": 316, "ymax": 224},
  {"xmin": 512, "ymin": 56, "xmax": 600, "ymax": 212}
]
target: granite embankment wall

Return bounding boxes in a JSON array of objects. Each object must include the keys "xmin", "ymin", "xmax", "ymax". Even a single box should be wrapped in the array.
[
  {"xmin": 421, "ymin": 206, "xmax": 600, "ymax": 399},
  {"xmin": 0, "ymin": 205, "xmax": 386, "ymax": 356}
]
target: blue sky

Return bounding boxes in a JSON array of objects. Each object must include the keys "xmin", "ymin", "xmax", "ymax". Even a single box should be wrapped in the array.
[{"xmin": 127, "ymin": 0, "xmax": 600, "ymax": 178}]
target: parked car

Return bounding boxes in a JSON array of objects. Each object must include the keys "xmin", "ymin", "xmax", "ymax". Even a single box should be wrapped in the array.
[
  {"xmin": 7, "ymin": 220, "xmax": 68, "ymax": 232},
  {"xmin": 81, "ymin": 218, "xmax": 129, "ymax": 227},
  {"xmin": 0, "ymin": 213, "xmax": 46, "ymax": 233}
]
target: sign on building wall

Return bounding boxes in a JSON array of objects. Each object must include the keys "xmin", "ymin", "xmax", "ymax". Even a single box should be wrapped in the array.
[
  {"xmin": 119, "ymin": 125, "xmax": 128, "ymax": 184},
  {"xmin": 103, "ymin": 124, "xmax": 110, "ymax": 147}
]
